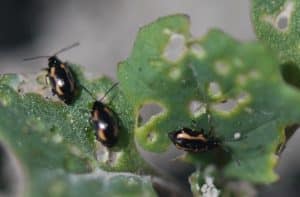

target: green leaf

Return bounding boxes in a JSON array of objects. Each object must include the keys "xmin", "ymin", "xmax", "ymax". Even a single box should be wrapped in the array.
[
  {"xmin": 31, "ymin": 168, "xmax": 157, "ymax": 197},
  {"xmin": 0, "ymin": 69, "xmax": 150, "ymax": 172},
  {"xmin": 2, "ymin": 13, "xmax": 300, "ymax": 195},
  {"xmin": 188, "ymin": 167, "xmax": 256, "ymax": 197},
  {"xmin": 0, "ymin": 107, "xmax": 155, "ymax": 197},
  {"xmin": 0, "ymin": 68, "xmax": 154, "ymax": 196},
  {"xmin": 251, "ymin": 0, "xmax": 300, "ymax": 64},
  {"xmin": 189, "ymin": 167, "xmax": 220, "ymax": 197},
  {"xmin": 118, "ymin": 14, "xmax": 300, "ymax": 184}
]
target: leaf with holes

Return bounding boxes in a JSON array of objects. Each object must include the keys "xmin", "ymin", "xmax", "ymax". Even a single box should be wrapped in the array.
[
  {"xmin": 0, "ymin": 66, "xmax": 154, "ymax": 196},
  {"xmin": 251, "ymin": 0, "xmax": 300, "ymax": 64},
  {"xmin": 0, "ymin": 106, "xmax": 157, "ymax": 197},
  {"xmin": 251, "ymin": 0, "xmax": 300, "ymax": 89},
  {"xmin": 118, "ymin": 14, "xmax": 300, "ymax": 184}
]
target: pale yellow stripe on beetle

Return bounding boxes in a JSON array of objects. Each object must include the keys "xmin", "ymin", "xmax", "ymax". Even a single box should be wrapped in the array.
[
  {"xmin": 50, "ymin": 67, "xmax": 64, "ymax": 95},
  {"xmin": 177, "ymin": 133, "xmax": 207, "ymax": 141},
  {"xmin": 55, "ymin": 83, "xmax": 64, "ymax": 95},
  {"xmin": 98, "ymin": 130, "xmax": 107, "ymax": 141},
  {"xmin": 92, "ymin": 110, "xmax": 100, "ymax": 121},
  {"xmin": 50, "ymin": 67, "xmax": 56, "ymax": 77}
]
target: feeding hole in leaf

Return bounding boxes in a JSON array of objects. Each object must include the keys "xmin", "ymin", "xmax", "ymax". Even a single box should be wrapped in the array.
[
  {"xmin": 236, "ymin": 92, "xmax": 250, "ymax": 103},
  {"xmin": 208, "ymin": 82, "xmax": 222, "ymax": 98},
  {"xmin": 0, "ymin": 142, "xmax": 25, "ymax": 197},
  {"xmin": 138, "ymin": 103, "xmax": 165, "ymax": 127},
  {"xmin": 280, "ymin": 62, "xmax": 300, "ymax": 89},
  {"xmin": 189, "ymin": 100, "xmax": 207, "ymax": 118},
  {"xmin": 17, "ymin": 73, "xmax": 50, "ymax": 97},
  {"xmin": 162, "ymin": 33, "xmax": 187, "ymax": 63},
  {"xmin": 147, "ymin": 131, "xmax": 157, "ymax": 143},
  {"xmin": 277, "ymin": 16, "xmax": 288, "ymax": 30},
  {"xmin": 213, "ymin": 99, "xmax": 238, "ymax": 113},
  {"xmin": 212, "ymin": 92, "xmax": 250, "ymax": 113},
  {"xmin": 275, "ymin": 1, "xmax": 294, "ymax": 31},
  {"xmin": 215, "ymin": 61, "xmax": 230, "ymax": 76},
  {"xmin": 263, "ymin": 1, "xmax": 294, "ymax": 32}
]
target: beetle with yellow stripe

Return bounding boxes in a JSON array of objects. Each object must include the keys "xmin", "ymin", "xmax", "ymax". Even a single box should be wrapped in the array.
[
  {"xmin": 168, "ymin": 127, "xmax": 221, "ymax": 152},
  {"xmin": 82, "ymin": 82, "xmax": 119, "ymax": 147},
  {"xmin": 168, "ymin": 125, "xmax": 245, "ymax": 165},
  {"xmin": 24, "ymin": 42, "xmax": 79, "ymax": 104},
  {"xmin": 91, "ymin": 100, "xmax": 118, "ymax": 147}
]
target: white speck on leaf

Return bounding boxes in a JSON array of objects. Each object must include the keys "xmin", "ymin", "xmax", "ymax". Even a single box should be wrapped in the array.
[
  {"xmin": 234, "ymin": 132, "xmax": 241, "ymax": 140},
  {"xmin": 208, "ymin": 82, "xmax": 222, "ymax": 98}
]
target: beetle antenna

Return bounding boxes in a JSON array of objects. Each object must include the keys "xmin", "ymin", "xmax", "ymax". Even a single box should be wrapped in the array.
[
  {"xmin": 100, "ymin": 82, "xmax": 119, "ymax": 102},
  {"xmin": 79, "ymin": 84, "xmax": 98, "ymax": 101},
  {"xmin": 53, "ymin": 42, "xmax": 80, "ymax": 56},
  {"xmin": 23, "ymin": 56, "xmax": 51, "ymax": 61},
  {"xmin": 23, "ymin": 42, "xmax": 79, "ymax": 61}
]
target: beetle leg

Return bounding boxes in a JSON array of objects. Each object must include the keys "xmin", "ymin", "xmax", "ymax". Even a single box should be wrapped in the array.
[
  {"xmin": 45, "ymin": 76, "xmax": 49, "ymax": 86},
  {"xmin": 51, "ymin": 88, "xmax": 56, "ymax": 96}
]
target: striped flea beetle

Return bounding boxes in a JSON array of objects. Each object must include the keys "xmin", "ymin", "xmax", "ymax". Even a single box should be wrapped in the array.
[
  {"xmin": 168, "ymin": 127, "xmax": 221, "ymax": 153},
  {"xmin": 168, "ymin": 126, "xmax": 242, "ymax": 165},
  {"xmin": 24, "ymin": 42, "xmax": 79, "ymax": 104},
  {"xmin": 169, "ymin": 63, "xmax": 242, "ymax": 164},
  {"xmin": 82, "ymin": 83, "xmax": 119, "ymax": 147}
]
